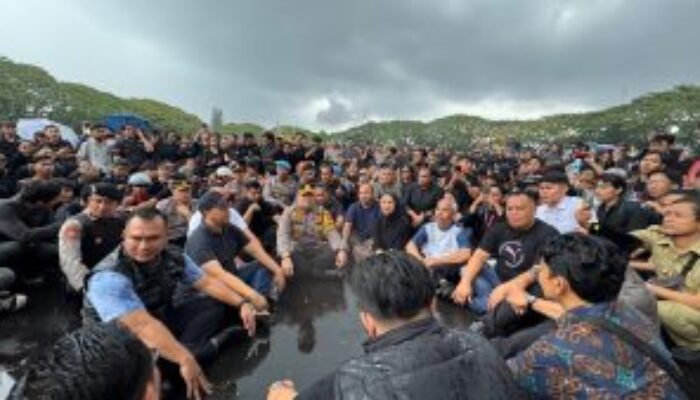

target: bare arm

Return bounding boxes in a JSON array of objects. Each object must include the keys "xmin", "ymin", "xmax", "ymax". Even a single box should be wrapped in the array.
[
  {"xmin": 647, "ymin": 284, "xmax": 700, "ymax": 311},
  {"xmin": 342, "ymin": 221, "xmax": 352, "ymax": 244},
  {"xmin": 405, "ymin": 240, "xmax": 424, "ymax": 262},
  {"xmin": 120, "ymin": 309, "xmax": 195, "ymax": 365},
  {"xmin": 199, "ymin": 260, "xmax": 262, "ymax": 305},
  {"xmin": 458, "ymin": 248, "xmax": 490, "ymax": 287},
  {"xmin": 244, "ymin": 239, "xmax": 284, "ymax": 276},
  {"xmin": 629, "ymin": 260, "xmax": 655, "ymax": 271},
  {"xmin": 426, "ymin": 249, "xmax": 472, "ymax": 267},
  {"xmin": 193, "ymin": 273, "xmax": 247, "ymax": 308}
]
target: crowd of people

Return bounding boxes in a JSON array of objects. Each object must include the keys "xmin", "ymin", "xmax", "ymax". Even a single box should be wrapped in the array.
[{"xmin": 1, "ymin": 118, "xmax": 700, "ymax": 399}]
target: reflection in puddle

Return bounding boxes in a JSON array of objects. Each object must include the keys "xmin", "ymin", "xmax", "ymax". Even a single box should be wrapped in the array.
[{"xmin": 0, "ymin": 261, "xmax": 473, "ymax": 399}]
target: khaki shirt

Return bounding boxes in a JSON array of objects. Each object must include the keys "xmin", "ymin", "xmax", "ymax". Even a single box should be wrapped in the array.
[
  {"xmin": 631, "ymin": 225, "xmax": 700, "ymax": 293},
  {"xmin": 277, "ymin": 205, "xmax": 345, "ymax": 256}
]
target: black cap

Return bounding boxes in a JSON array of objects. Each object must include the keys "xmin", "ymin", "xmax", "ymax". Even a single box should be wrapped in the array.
[
  {"xmin": 81, "ymin": 183, "xmax": 123, "ymax": 202},
  {"xmin": 197, "ymin": 190, "xmax": 229, "ymax": 213},
  {"xmin": 540, "ymin": 170, "xmax": 569, "ymax": 185}
]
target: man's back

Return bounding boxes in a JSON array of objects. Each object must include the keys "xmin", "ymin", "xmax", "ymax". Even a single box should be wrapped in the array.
[{"xmin": 299, "ymin": 318, "xmax": 521, "ymax": 400}]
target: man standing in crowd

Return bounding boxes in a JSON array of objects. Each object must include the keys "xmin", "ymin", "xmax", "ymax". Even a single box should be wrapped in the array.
[
  {"xmin": 83, "ymin": 208, "xmax": 257, "ymax": 400},
  {"xmin": 59, "ymin": 183, "xmax": 125, "ymax": 293}
]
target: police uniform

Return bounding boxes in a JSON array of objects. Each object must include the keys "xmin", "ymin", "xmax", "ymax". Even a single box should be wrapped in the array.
[{"xmin": 59, "ymin": 212, "xmax": 124, "ymax": 292}]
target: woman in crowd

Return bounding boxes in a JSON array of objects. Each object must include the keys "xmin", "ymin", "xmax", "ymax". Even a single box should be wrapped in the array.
[{"xmin": 373, "ymin": 193, "xmax": 413, "ymax": 252}]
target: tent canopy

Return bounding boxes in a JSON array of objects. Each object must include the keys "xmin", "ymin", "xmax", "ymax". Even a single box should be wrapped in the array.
[
  {"xmin": 103, "ymin": 114, "xmax": 151, "ymax": 133},
  {"xmin": 16, "ymin": 118, "xmax": 79, "ymax": 147}
]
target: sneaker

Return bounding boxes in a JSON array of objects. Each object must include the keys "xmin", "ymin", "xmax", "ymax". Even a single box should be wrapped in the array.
[{"xmin": 0, "ymin": 293, "xmax": 28, "ymax": 314}]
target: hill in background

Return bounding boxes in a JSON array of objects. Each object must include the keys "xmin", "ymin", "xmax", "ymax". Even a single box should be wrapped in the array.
[{"xmin": 2, "ymin": 56, "xmax": 699, "ymax": 146}]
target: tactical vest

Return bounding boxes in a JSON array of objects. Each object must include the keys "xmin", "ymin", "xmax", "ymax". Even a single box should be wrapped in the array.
[
  {"xmin": 74, "ymin": 213, "xmax": 125, "ymax": 270},
  {"xmin": 83, "ymin": 246, "xmax": 185, "ymax": 324}
]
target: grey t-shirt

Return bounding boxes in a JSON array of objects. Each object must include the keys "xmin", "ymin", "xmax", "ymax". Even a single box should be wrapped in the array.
[{"xmin": 185, "ymin": 223, "xmax": 250, "ymax": 272}]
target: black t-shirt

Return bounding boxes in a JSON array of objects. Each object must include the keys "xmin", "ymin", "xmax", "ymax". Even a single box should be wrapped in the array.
[
  {"xmin": 403, "ymin": 183, "xmax": 444, "ymax": 214},
  {"xmin": 479, "ymin": 220, "xmax": 559, "ymax": 282},
  {"xmin": 233, "ymin": 198, "xmax": 280, "ymax": 237},
  {"xmin": 185, "ymin": 223, "xmax": 250, "ymax": 272}
]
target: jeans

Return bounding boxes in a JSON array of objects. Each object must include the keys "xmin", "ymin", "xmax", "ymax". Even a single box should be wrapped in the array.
[
  {"xmin": 469, "ymin": 265, "xmax": 502, "ymax": 315},
  {"xmin": 235, "ymin": 261, "xmax": 273, "ymax": 297}
]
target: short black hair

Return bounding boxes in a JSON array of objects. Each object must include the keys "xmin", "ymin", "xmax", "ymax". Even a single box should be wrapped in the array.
[
  {"xmin": 540, "ymin": 233, "xmax": 626, "ymax": 303},
  {"xmin": 599, "ymin": 172, "xmax": 627, "ymax": 192},
  {"xmin": 80, "ymin": 182, "xmax": 123, "ymax": 202},
  {"xmin": 20, "ymin": 180, "xmax": 62, "ymax": 204},
  {"xmin": 126, "ymin": 207, "xmax": 167, "ymax": 226},
  {"xmin": 244, "ymin": 180, "xmax": 262, "ymax": 191},
  {"xmin": 346, "ymin": 251, "xmax": 435, "ymax": 321},
  {"xmin": 668, "ymin": 190, "xmax": 700, "ymax": 221},
  {"xmin": 507, "ymin": 186, "xmax": 539, "ymax": 203},
  {"xmin": 10, "ymin": 322, "xmax": 153, "ymax": 400},
  {"xmin": 649, "ymin": 169, "xmax": 682, "ymax": 187}
]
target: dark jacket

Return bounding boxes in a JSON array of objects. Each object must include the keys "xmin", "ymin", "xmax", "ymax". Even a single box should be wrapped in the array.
[
  {"xmin": 299, "ymin": 317, "xmax": 521, "ymax": 400},
  {"xmin": 0, "ymin": 196, "xmax": 61, "ymax": 243}
]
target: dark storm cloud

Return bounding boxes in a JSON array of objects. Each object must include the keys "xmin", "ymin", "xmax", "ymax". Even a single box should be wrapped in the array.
[{"xmin": 2, "ymin": 0, "xmax": 699, "ymax": 130}]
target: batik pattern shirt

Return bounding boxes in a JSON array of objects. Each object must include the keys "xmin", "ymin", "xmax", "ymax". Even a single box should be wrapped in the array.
[{"xmin": 507, "ymin": 302, "xmax": 684, "ymax": 399}]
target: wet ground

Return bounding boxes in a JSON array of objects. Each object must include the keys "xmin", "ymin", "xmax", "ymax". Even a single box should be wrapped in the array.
[{"xmin": 0, "ymin": 272, "xmax": 473, "ymax": 399}]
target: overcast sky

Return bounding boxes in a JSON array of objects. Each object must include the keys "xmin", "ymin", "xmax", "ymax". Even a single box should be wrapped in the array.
[{"xmin": 1, "ymin": 0, "xmax": 699, "ymax": 131}]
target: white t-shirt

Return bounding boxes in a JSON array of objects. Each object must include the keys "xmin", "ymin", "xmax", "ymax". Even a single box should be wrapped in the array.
[{"xmin": 536, "ymin": 196, "xmax": 581, "ymax": 234}]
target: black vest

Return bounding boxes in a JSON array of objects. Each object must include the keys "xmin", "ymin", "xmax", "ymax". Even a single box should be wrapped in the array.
[
  {"xmin": 74, "ymin": 213, "xmax": 125, "ymax": 270},
  {"xmin": 83, "ymin": 247, "xmax": 185, "ymax": 323}
]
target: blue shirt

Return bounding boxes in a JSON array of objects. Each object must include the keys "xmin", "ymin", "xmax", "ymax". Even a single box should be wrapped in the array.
[
  {"xmin": 345, "ymin": 201, "xmax": 381, "ymax": 241},
  {"xmin": 86, "ymin": 254, "xmax": 204, "ymax": 322},
  {"xmin": 507, "ymin": 302, "xmax": 684, "ymax": 399},
  {"xmin": 412, "ymin": 222, "xmax": 472, "ymax": 258}
]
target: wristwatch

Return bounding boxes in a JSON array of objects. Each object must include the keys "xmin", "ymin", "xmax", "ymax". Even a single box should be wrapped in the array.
[{"xmin": 526, "ymin": 294, "xmax": 538, "ymax": 308}]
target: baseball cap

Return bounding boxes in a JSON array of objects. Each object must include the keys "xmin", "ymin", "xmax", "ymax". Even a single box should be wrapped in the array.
[
  {"xmin": 298, "ymin": 184, "xmax": 315, "ymax": 196},
  {"xmin": 198, "ymin": 190, "xmax": 230, "ymax": 212},
  {"xmin": 215, "ymin": 166, "xmax": 234, "ymax": 178},
  {"xmin": 275, "ymin": 160, "xmax": 292, "ymax": 171},
  {"xmin": 127, "ymin": 172, "xmax": 152, "ymax": 187}
]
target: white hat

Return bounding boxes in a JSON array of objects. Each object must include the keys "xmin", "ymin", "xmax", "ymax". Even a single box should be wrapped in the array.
[
  {"xmin": 215, "ymin": 166, "xmax": 234, "ymax": 178},
  {"xmin": 127, "ymin": 172, "xmax": 152, "ymax": 186}
]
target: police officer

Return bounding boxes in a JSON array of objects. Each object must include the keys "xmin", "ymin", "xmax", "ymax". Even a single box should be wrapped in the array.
[
  {"xmin": 276, "ymin": 184, "xmax": 348, "ymax": 276},
  {"xmin": 59, "ymin": 183, "xmax": 125, "ymax": 293},
  {"xmin": 83, "ymin": 208, "xmax": 257, "ymax": 400}
]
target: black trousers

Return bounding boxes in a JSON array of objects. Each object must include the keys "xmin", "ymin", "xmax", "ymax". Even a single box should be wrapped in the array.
[
  {"xmin": 163, "ymin": 296, "xmax": 229, "ymax": 364},
  {"xmin": 0, "ymin": 241, "xmax": 58, "ymax": 278}
]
